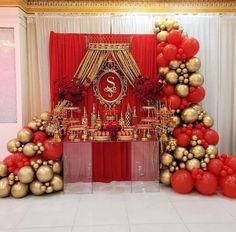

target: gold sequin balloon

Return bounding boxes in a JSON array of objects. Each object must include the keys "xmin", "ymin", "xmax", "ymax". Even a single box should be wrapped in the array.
[
  {"xmin": 169, "ymin": 60, "xmax": 181, "ymax": 69},
  {"xmin": 174, "ymin": 147, "xmax": 188, "ymax": 160},
  {"xmin": 0, "ymin": 162, "xmax": 8, "ymax": 177},
  {"xmin": 11, "ymin": 182, "xmax": 28, "ymax": 198},
  {"xmin": 189, "ymin": 73, "xmax": 204, "ymax": 86},
  {"xmin": 40, "ymin": 111, "xmax": 51, "ymax": 121},
  {"xmin": 161, "ymin": 153, "xmax": 174, "ymax": 166},
  {"xmin": 52, "ymin": 161, "xmax": 62, "ymax": 174},
  {"xmin": 157, "ymin": 31, "xmax": 168, "ymax": 42},
  {"xmin": 166, "ymin": 71, "xmax": 178, "ymax": 84},
  {"xmin": 7, "ymin": 139, "xmax": 20, "ymax": 153},
  {"xmin": 23, "ymin": 142, "xmax": 36, "ymax": 157},
  {"xmin": 203, "ymin": 115, "xmax": 214, "ymax": 128},
  {"xmin": 30, "ymin": 180, "xmax": 45, "ymax": 196},
  {"xmin": 181, "ymin": 108, "xmax": 198, "ymax": 123},
  {"xmin": 18, "ymin": 166, "xmax": 35, "ymax": 184},
  {"xmin": 0, "ymin": 178, "xmax": 11, "ymax": 198},
  {"xmin": 50, "ymin": 174, "xmax": 63, "ymax": 192},
  {"xmin": 186, "ymin": 158, "xmax": 200, "ymax": 171},
  {"xmin": 175, "ymin": 84, "xmax": 189, "ymax": 97},
  {"xmin": 190, "ymin": 145, "xmax": 205, "ymax": 158},
  {"xmin": 186, "ymin": 57, "xmax": 201, "ymax": 72},
  {"xmin": 36, "ymin": 165, "xmax": 53, "ymax": 182},
  {"xmin": 206, "ymin": 145, "xmax": 218, "ymax": 155},
  {"xmin": 27, "ymin": 120, "xmax": 38, "ymax": 131},
  {"xmin": 160, "ymin": 169, "xmax": 172, "ymax": 185},
  {"xmin": 17, "ymin": 128, "xmax": 33, "ymax": 144}
]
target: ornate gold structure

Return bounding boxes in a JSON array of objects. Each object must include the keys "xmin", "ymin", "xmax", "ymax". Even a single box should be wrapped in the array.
[{"xmin": 1, "ymin": 0, "xmax": 236, "ymax": 13}]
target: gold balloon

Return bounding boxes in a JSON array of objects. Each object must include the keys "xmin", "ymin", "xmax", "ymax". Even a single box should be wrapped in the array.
[
  {"xmin": 189, "ymin": 73, "xmax": 204, "ymax": 86},
  {"xmin": 7, "ymin": 139, "xmax": 20, "ymax": 153},
  {"xmin": 11, "ymin": 182, "xmax": 28, "ymax": 198},
  {"xmin": 186, "ymin": 158, "xmax": 200, "ymax": 171},
  {"xmin": 0, "ymin": 178, "xmax": 11, "ymax": 197},
  {"xmin": 174, "ymin": 147, "xmax": 187, "ymax": 160},
  {"xmin": 157, "ymin": 31, "xmax": 168, "ymax": 42},
  {"xmin": 190, "ymin": 145, "xmax": 205, "ymax": 158},
  {"xmin": 40, "ymin": 111, "xmax": 51, "ymax": 121},
  {"xmin": 0, "ymin": 162, "xmax": 8, "ymax": 177},
  {"xmin": 186, "ymin": 57, "xmax": 201, "ymax": 72},
  {"xmin": 166, "ymin": 19, "xmax": 176, "ymax": 31},
  {"xmin": 175, "ymin": 84, "xmax": 189, "ymax": 97},
  {"xmin": 23, "ymin": 142, "xmax": 36, "ymax": 157},
  {"xmin": 161, "ymin": 153, "xmax": 174, "ymax": 166},
  {"xmin": 170, "ymin": 116, "xmax": 181, "ymax": 127},
  {"xmin": 27, "ymin": 121, "xmax": 38, "ymax": 131},
  {"xmin": 169, "ymin": 60, "xmax": 181, "ymax": 69},
  {"xmin": 203, "ymin": 115, "xmax": 214, "ymax": 128},
  {"xmin": 206, "ymin": 145, "xmax": 218, "ymax": 155},
  {"xmin": 52, "ymin": 161, "xmax": 62, "ymax": 174},
  {"xmin": 18, "ymin": 166, "xmax": 35, "ymax": 184},
  {"xmin": 30, "ymin": 180, "xmax": 45, "ymax": 196},
  {"xmin": 192, "ymin": 104, "xmax": 203, "ymax": 114},
  {"xmin": 159, "ymin": 67, "xmax": 169, "ymax": 75},
  {"xmin": 17, "ymin": 128, "xmax": 33, "ymax": 144},
  {"xmin": 160, "ymin": 169, "xmax": 172, "ymax": 185},
  {"xmin": 166, "ymin": 70, "xmax": 178, "ymax": 84},
  {"xmin": 181, "ymin": 108, "xmax": 198, "ymax": 123},
  {"xmin": 50, "ymin": 174, "xmax": 63, "ymax": 192},
  {"xmin": 36, "ymin": 165, "xmax": 53, "ymax": 182}
]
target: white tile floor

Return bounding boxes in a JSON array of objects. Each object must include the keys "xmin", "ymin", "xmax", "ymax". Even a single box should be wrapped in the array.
[{"xmin": 0, "ymin": 182, "xmax": 236, "ymax": 232}]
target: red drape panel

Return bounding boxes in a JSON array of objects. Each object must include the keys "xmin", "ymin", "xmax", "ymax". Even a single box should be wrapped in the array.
[{"xmin": 49, "ymin": 32, "xmax": 157, "ymax": 182}]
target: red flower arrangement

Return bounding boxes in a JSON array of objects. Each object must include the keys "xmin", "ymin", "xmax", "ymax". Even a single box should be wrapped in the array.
[{"xmin": 134, "ymin": 75, "xmax": 162, "ymax": 102}]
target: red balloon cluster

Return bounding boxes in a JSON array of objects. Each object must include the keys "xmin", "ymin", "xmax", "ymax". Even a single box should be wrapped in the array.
[{"xmin": 42, "ymin": 140, "xmax": 63, "ymax": 161}]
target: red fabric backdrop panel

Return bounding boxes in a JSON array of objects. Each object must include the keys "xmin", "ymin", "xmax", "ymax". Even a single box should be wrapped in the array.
[{"xmin": 49, "ymin": 32, "xmax": 157, "ymax": 182}]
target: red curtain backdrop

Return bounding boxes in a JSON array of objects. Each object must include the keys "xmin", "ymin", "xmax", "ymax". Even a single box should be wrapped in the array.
[{"xmin": 49, "ymin": 32, "xmax": 157, "ymax": 182}]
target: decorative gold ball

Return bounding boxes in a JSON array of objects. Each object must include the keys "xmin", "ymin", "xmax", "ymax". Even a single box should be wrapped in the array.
[
  {"xmin": 169, "ymin": 60, "xmax": 181, "ymax": 69},
  {"xmin": 30, "ymin": 180, "xmax": 45, "ymax": 196},
  {"xmin": 40, "ymin": 111, "xmax": 51, "ymax": 121},
  {"xmin": 186, "ymin": 57, "xmax": 201, "ymax": 72},
  {"xmin": 189, "ymin": 73, "xmax": 204, "ymax": 86},
  {"xmin": 18, "ymin": 166, "xmax": 35, "ymax": 184},
  {"xmin": 179, "ymin": 162, "xmax": 186, "ymax": 169},
  {"xmin": 0, "ymin": 162, "xmax": 8, "ymax": 177},
  {"xmin": 27, "ymin": 121, "xmax": 38, "ymax": 131},
  {"xmin": 11, "ymin": 182, "xmax": 28, "ymax": 198},
  {"xmin": 159, "ymin": 67, "xmax": 169, "ymax": 75},
  {"xmin": 0, "ymin": 178, "xmax": 11, "ymax": 198},
  {"xmin": 174, "ymin": 147, "xmax": 187, "ymax": 160},
  {"xmin": 166, "ymin": 70, "xmax": 178, "ymax": 84},
  {"xmin": 181, "ymin": 108, "xmax": 198, "ymax": 123},
  {"xmin": 36, "ymin": 165, "xmax": 53, "ymax": 182},
  {"xmin": 17, "ymin": 128, "xmax": 33, "ymax": 144},
  {"xmin": 191, "ymin": 104, "xmax": 203, "ymax": 113},
  {"xmin": 190, "ymin": 145, "xmax": 205, "ymax": 158},
  {"xmin": 23, "ymin": 143, "xmax": 36, "ymax": 157},
  {"xmin": 157, "ymin": 31, "xmax": 168, "ymax": 42},
  {"xmin": 186, "ymin": 158, "xmax": 200, "ymax": 171},
  {"xmin": 52, "ymin": 161, "xmax": 62, "ymax": 174},
  {"xmin": 203, "ymin": 115, "xmax": 214, "ymax": 128},
  {"xmin": 206, "ymin": 145, "xmax": 218, "ymax": 155},
  {"xmin": 160, "ymin": 169, "xmax": 172, "ymax": 185},
  {"xmin": 46, "ymin": 186, "xmax": 53, "ymax": 194},
  {"xmin": 7, "ymin": 139, "xmax": 20, "ymax": 153},
  {"xmin": 175, "ymin": 84, "xmax": 189, "ymax": 97},
  {"xmin": 50, "ymin": 174, "xmax": 63, "ymax": 192}
]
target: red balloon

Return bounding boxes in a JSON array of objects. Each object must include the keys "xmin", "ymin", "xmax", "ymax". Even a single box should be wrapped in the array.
[
  {"xmin": 33, "ymin": 131, "xmax": 47, "ymax": 144},
  {"xmin": 220, "ymin": 175, "xmax": 236, "ymax": 198},
  {"xmin": 186, "ymin": 86, "xmax": 205, "ymax": 103},
  {"xmin": 173, "ymin": 127, "xmax": 182, "ymax": 138},
  {"xmin": 42, "ymin": 140, "xmax": 63, "ymax": 161},
  {"xmin": 225, "ymin": 156, "xmax": 236, "ymax": 172},
  {"xmin": 176, "ymin": 133, "xmax": 191, "ymax": 147},
  {"xmin": 191, "ymin": 128, "xmax": 204, "ymax": 139},
  {"xmin": 195, "ymin": 171, "xmax": 218, "ymax": 195},
  {"xmin": 156, "ymin": 53, "xmax": 169, "ymax": 67},
  {"xmin": 181, "ymin": 37, "xmax": 200, "ymax": 58},
  {"xmin": 171, "ymin": 170, "xmax": 194, "ymax": 194},
  {"xmin": 167, "ymin": 30, "xmax": 183, "ymax": 46},
  {"xmin": 208, "ymin": 158, "xmax": 224, "ymax": 176},
  {"xmin": 162, "ymin": 44, "xmax": 177, "ymax": 61},
  {"xmin": 162, "ymin": 84, "xmax": 175, "ymax": 96},
  {"xmin": 167, "ymin": 95, "xmax": 181, "ymax": 109},
  {"xmin": 204, "ymin": 129, "xmax": 219, "ymax": 145},
  {"xmin": 156, "ymin": 42, "xmax": 167, "ymax": 54}
]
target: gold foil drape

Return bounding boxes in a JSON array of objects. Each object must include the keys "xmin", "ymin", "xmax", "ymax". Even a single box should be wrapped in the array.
[{"xmin": 74, "ymin": 43, "xmax": 140, "ymax": 87}]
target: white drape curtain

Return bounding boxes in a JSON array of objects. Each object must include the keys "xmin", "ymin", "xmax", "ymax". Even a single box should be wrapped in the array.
[{"xmin": 26, "ymin": 13, "xmax": 236, "ymax": 153}]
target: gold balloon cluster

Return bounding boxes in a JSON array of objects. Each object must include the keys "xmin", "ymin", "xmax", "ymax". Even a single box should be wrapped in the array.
[{"xmin": 28, "ymin": 112, "xmax": 52, "ymax": 132}]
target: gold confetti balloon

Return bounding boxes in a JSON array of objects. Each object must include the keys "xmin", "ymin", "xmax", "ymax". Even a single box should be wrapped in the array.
[
  {"xmin": 160, "ymin": 169, "xmax": 172, "ymax": 185},
  {"xmin": 52, "ymin": 161, "xmax": 62, "ymax": 174},
  {"xmin": 18, "ymin": 166, "xmax": 35, "ymax": 184},
  {"xmin": 0, "ymin": 178, "xmax": 11, "ymax": 198},
  {"xmin": 40, "ymin": 111, "xmax": 51, "ymax": 121},
  {"xmin": 30, "ymin": 180, "xmax": 45, "ymax": 196},
  {"xmin": 161, "ymin": 153, "xmax": 174, "ymax": 166},
  {"xmin": 189, "ymin": 73, "xmax": 204, "ymax": 86},
  {"xmin": 11, "ymin": 182, "xmax": 28, "ymax": 198},
  {"xmin": 36, "ymin": 165, "xmax": 53, "ymax": 182},
  {"xmin": 203, "ymin": 115, "xmax": 214, "ymax": 128},
  {"xmin": 175, "ymin": 84, "xmax": 189, "ymax": 97},
  {"xmin": 186, "ymin": 57, "xmax": 201, "ymax": 72},
  {"xmin": 181, "ymin": 108, "xmax": 198, "ymax": 123},
  {"xmin": 166, "ymin": 70, "xmax": 178, "ymax": 84},
  {"xmin": 186, "ymin": 158, "xmax": 201, "ymax": 171},
  {"xmin": 157, "ymin": 31, "xmax": 168, "ymax": 42},
  {"xmin": 206, "ymin": 145, "xmax": 218, "ymax": 155},
  {"xmin": 174, "ymin": 147, "xmax": 188, "ymax": 160},
  {"xmin": 50, "ymin": 174, "xmax": 63, "ymax": 192},
  {"xmin": 27, "ymin": 120, "xmax": 38, "ymax": 131},
  {"xmin": 7, "ymin": 139, "xmax": 20, "ymax": 153},
  {"xmin": 17, "ymin": 128, "xmax": 33, "ymax": 144},
  {"xmin": 0, "ymin": 162, "xmax": 8, "ymax": 177},
  {"xmin": 23, "ymin": 142, "xmax": 36, "ymax": 157},
  {"xmin": 190, "ymin": 145, "xmax": 205, "ymax": 158}
]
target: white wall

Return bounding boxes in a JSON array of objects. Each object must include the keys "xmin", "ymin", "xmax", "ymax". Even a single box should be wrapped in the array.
[{"xmin": 0, "ymin": 7, "xmax": 27, "ymax": 159}]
